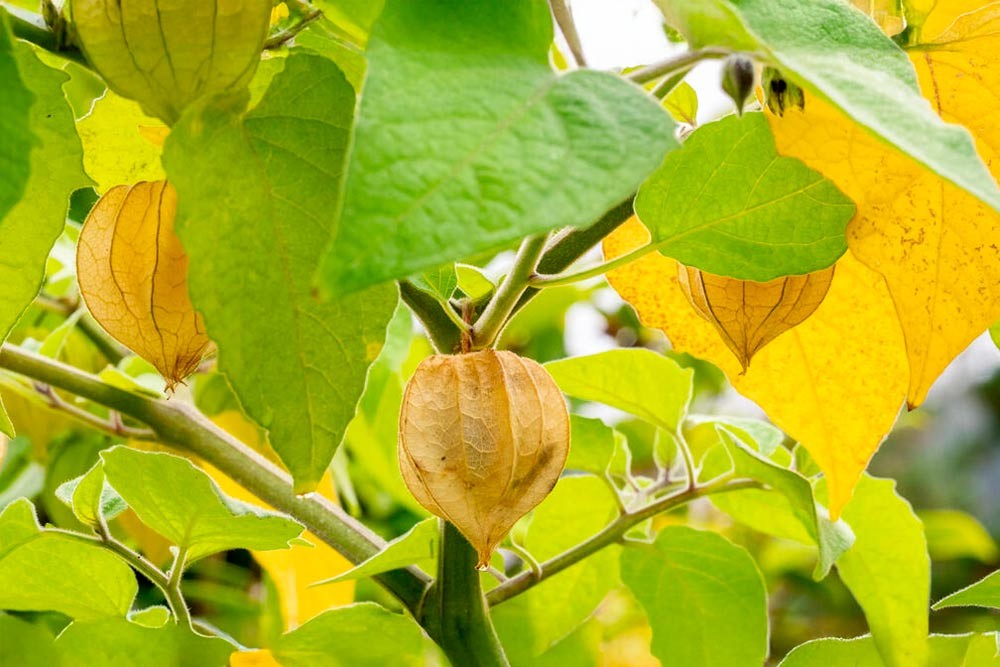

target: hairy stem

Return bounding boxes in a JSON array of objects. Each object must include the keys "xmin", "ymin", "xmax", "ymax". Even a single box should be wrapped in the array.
[
  {"xmin": 423, "ymin": 522, "xmax": 510, "ymax": 667},
  {"xmin": 486, "ymin": 477, "xmax": 761, "ymax": 605},
  {"xmin": 628, "ymin": 47, "xmax": 731, "ymax": 84},
  {"xmin": 471, "ymin": 234, "xmax": 549, "ymax": 349},
  {"xmin": 0, "ymin": 343, "xmax": 430, "ymax": 613}
]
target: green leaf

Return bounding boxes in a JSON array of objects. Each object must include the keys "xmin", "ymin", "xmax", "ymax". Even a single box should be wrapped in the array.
[
  {"xmin": 662, "ymin": 81, "xmax": 698, "ymax": 125},
  {"xmin": 933, "ymin": 571, "xmax": 1000, "ymax": 611},
  {"xmin": 636, "ymin": 112, "xmax": 853, "ymax": 280},
  {"xmin": 411, "ymin": 264, "xmax": 458, "ymax": 302},
  {"xmin": 546, "ymin": 349, "xmax": 693, "ymax": 431},
  {"xmin": 100, "ymin": 446, "xmax": 302, "ymax": 562},
  {"xmin": 76, "ymin": 91, "xmax": 165, "ymax": 194},
  {"xmin": 313, "ymin": 517, "xmax": 438, "ymax": 586},
  {"xmin": 0, "ymin": 614, "xmax": 58, "ymax": 667},
  {"xmin": 990, "ymin": 322, "xmax": 1000, "ymax": 351},
  {"xmin": 55, "ymin": 462, "xmax": 127, "ymax": 528},
  {"xmin": 621, "ymin": 526, "xmax": 769, "ymax": 667},
  {"xmin": 0, "ymin": 13, "xmax": 33, "ymax": 222},
  {"xmin": 0, "ymin": 437, "xmax": 44, "ymax": 511},
  {"xmin": 654, "ymin": 0, "xmax": 1000, "ymax": 213},
  {"xmin": 566, "ymin": 415, "xmax": 620, "ymax": 476},
  {"xmin": 821, "ymin": 475, "xmax": 930, "ymax": 667},
  {"xmin": 0, "ymin": 33, "xmax": 92, "ymax": 437},
  {"xmin": 777, "ymin": 634, "xmax": 992, "ymax": 667},
  {"xmin": 55, "ymin": 617, "xmax": 234, "ymax": 667},
  {"xmin": 163, "ymin": 52, "xmax": 397, "ymax": 491},
  {"xmin": 688, "ymin": 414, "xmax": 785, "ymax": 456},
  {"xmin": 0, "ymin": 501, "xmax": 136, "ymax": 619},
  {"xmin": 714, "ymin": 428, "xmax": 853, "ymax": 578},
  {"xmin": 128, "ymin": 606, "xmax": 171, "ymax": 628},
  {"xmin": 920, "ymin": 509, "xmax": 999, "ymax": 563},
  {"xmin": 319, "ymin": 0, "xmax": 677, "ymax": 295},
  {"xmin": 455, "ymin": 264, "xmax": 496, "ymax": 301},
  {"xmin": 271, "ymin": 602, "xmax": 428, "ymax": 667},
  {"xmin": 494, "ymin": 476, "xmax": 621, "ymax": 661}
]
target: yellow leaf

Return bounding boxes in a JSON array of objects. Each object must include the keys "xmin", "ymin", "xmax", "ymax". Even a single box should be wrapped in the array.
[
  {"xmin": 208, "ymin": 411, "xmax": 355, "ymax": 629},
  {"xmin": 677, "ymin": 264, "xmax": 835, "ymax": 370},
  {"xmin": 604, "ymin": 218, "xmax": 908, "ymax": 517},
  {"xmin": 230, "ymin": 649, "xmax": 279, "ymax": 667},
  {"xmin": 77, "ymin": 92, "xmax": 166, "ymax": 193},
  {"xmin": 767, "ymin": 2, "xmax": 1000, "ymax": 407},
  {"xmin": 77, "ymin": 181, "xmax": 211, "ymax": 389}
]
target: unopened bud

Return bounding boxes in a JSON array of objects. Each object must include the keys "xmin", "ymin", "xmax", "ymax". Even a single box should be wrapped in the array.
[
  {"xmin": 721, "ymin": 55, "xmax": 755, "ymax": 116},
  {"xmin": 762, "ymin": 67, "xmax": 806, "ymax": 116}
]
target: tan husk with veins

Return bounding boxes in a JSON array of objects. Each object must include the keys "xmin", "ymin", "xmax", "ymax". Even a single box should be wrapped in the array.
[
  {"xmin": 399, "ymin": 350, "xmax": 570, "ymax": 568},
  {"xmin": 77, "ymin": 180, "xmax": 211, "ymax": 389},
  {"xmin": 678, "ymin": 264, "xmax": 835, "ymax": 370}
]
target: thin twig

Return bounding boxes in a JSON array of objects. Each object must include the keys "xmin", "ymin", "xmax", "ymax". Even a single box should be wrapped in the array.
[
  {"xmin": 33, "ymin": 382, "xmax": 156, "ymax": 440},
  {"xmin": 165, "ymin": 547, "xmax": 193, "ymax": 629},
  {"xmin": 530, "ymin": 241, "xmax": 659, "ymax": 288},
  {"xmin": 627, "ymin": 47, "xmax": 732, "ymax": 84},
  {"xmin": 486, "ymin": 476, "xmax": 762, "ymax": 605},
  {"xmin": 264, "ymin": 7, "xmax": 323, "ymax": 50},
  {"xmin": 471, "ymin": 233, "xmax": 550, "ymax": 349},
  {"xmin": 549, "ymin": 0, "xmax": 587, "ymax": 67}
]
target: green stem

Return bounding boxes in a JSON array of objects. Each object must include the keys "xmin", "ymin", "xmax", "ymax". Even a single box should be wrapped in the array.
[
  {"xmin": 486, "ymin": 477, "xmax": 761, "ymax": 606},
  {"xmin": 423, "ymin": 522, "xmax": 510, "ymax": 667},
  {"xmin": 399, "ymin": 280, "xmax": 465, "ymax": 353},
  {"xmin": 627, "ymin": 48, "xmax": 732, "ymax": 85},
  {"xmin": 264, "ymin": 7, "xmax": 323, "ymax": 50},
  {"xmin": 471, "ymin": 234, "xmax": 549, "ymax": 349},
  {"xmin": 549, "ymin": 0, "xmax": 587, "ymax": 67},
  {"xmin": 529, "ymin": 241, "xmax": 659, "ymax": 288},
  {"xmin": 166, "ymin": 548, "xmax": 193, "ymax": 628},
  {"xmin": 4, "ymin": 6, "xmax": 89, "ymax": 68},
  {"xmin": 0, "ymin": 343, "xmax": 430, "ymax": 614}
]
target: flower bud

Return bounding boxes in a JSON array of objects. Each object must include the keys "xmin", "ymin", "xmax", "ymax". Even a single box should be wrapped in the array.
[
  {"xmin": 398, "ymin": 350, "xmax": 570, "ymax": 568},
  {"xmin": 721, "ymin": 54, "xmax": 755, "ymax": 116},
  {"xmin": 77, "ymin": 181, "xmax": 211, "ymax": 389},
  {"xmin": 678, "ymin": 264, "xmax": 835, "ymax": 370},
  {"xmin": 762, "ymin": 67, "xmax": 806, "ymax": 116}
]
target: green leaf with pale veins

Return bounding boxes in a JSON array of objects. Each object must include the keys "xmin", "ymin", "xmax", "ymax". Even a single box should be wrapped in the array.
[
  {"xmin": 654, "ymin": 0, "xmax": 1000, "ymax": 213},
  {"xmin": 0, "ymin": 13, "xmax": 33, "ymax": 222},
  {"xmin": 319, "ymin": 0, "xmax": 677, "ymax": 295},
  {"xmin": 164, "ymin": 52, "xmax": 397, "ymax": 491},
  {"xmin": 713, "ymin": 428, "xmax": 853, "ymax": 579},
  {"xmin": 101, "ymin": 446, "xmax": 302, "ymax": 562},
  {"xmin": 0, "ymin": 500, "xmax": 137, "ymax": 619},
  {"xmin": 313, "ymin": 517, "xmax": 438, "ymax": 585},
  {"xmin": 636, "ymin": 112, "xmax": 854, "ymax": 280},
  {"xmin": 0, "ymin": 34, "xmax": 93, "ymax": 437},
  {"xmin": 621, "ymin": 526, "xmax": 769, "ymax": 667},
  {"xmin": 546, "ymin": 349, "xmax": 693, "ymax": 431},
  {"xmin": 272, "ymin": 602, "xmax": 428, "ymax": 667},
  {"xmin": 933, "ymin": 570, "xmax": 1000, "ymax": 611},
  {"xmin": 55, "ymin": 462, "xmax": 127, "ymax": 528},
  {"xmin": 566, "ymin": 415, "xmax": 619, "ymax": 476},
  {"xmin": 55, "ymin": 617, "xmax": 234, "ymax": 667},
  {"xmin": 820, "ymin": 475, "xmax": 930, "ymax": 667}
]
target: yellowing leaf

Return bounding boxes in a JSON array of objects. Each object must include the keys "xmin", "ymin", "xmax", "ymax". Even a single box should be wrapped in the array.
[
  {"xmin": 677, "ymin": 264, "xmax": 835, "ymax": 370},
  {"xmin": 230, "ymin": 650, "xmax": 280, "ymax": 667},
  {"xmin": 78, "ymin": 181, "xmax": 211, "ymax": 389},
  {"xmin": 77, "ymin": 92, "xmax": 166, "ymax": 193},
  {"xmin": 767, "ymin": 2, "xmax": 1000, "ymax": 407},
  {"xmin": 207, "ymin": 411, "xmax": 354, "ymax": 629},
  {"xmin": 604, "ymin": 218, "xmax": 907, "ymax": 517}
]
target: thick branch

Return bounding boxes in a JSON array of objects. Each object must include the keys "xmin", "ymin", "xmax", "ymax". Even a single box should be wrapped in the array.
[{"xmin": 0, "ymin": 343, "xmax": 430, "ymax": 613}]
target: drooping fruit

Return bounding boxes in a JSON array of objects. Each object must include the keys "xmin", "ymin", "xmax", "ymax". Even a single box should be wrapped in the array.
[
  {"xmin": 398, "ymin": 350, "xmax": 570, "ymax": 568},
  {"xmin": 72, "ymin": 0, "xmax": 272, "ymax": 124},
  {"xmin": 77, "ymin": 180, "xmax": 211, "ymax": 389},
  {"xmin": 677, "ymin": 264, "xmax": 835, "ymax": 370}
]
